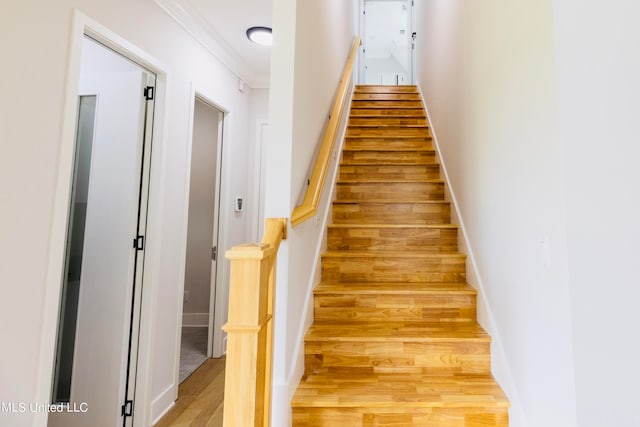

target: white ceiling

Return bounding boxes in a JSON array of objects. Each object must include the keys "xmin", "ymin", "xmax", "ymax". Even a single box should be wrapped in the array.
[{"xmin": 157, "ymin": 0, "xmax": 273, "ymax": 87}]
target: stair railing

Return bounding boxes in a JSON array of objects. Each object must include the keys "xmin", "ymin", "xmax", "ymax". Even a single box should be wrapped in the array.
[
  {"xmin": 290, "ymin": 35, "xmax": 362, "ymax": 227},
  {"xmin": 222, "ymin": 218, "xmax": 287, "ymax": 427}
]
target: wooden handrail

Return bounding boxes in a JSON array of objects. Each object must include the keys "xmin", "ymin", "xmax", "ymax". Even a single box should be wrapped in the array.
[
  {"xmin": 222, "ymin": 218, "xmax": 287, "ymax": 427},
  {"xmin": 290, "ymin": 35, "xmax": 362, "ymax": 227}
]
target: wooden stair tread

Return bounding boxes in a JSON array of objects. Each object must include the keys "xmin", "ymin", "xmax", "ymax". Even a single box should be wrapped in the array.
[
  {"xmin": 334, "ymin": 199, "xmax": 448, "ymax": 204},
  {"xmin": 322, "ymin": 251, "xmax": 465, "ymax": 258},
  {"xmin": 337, "ymin": 177, "xmax": 443, "ymax": 183},
  {"xmin": 349, "ymin": 109, "xmax": 426, "ymax": 117},
  {"xmin": 337, "ymin": 179, "xmax": 444, "ymax": 184},
  {"xmin": 339, "ymin": 164, "xmax": 439, "ymax": 172},
  {"xmin": 340, "ymin": 163, "xmax": 437, "ymax": 166},
  {"xmin": 349, "ymin": 120, "xmax": 428, "ymax": 129},
  {"xmin": 345, "ymin": 135, "xmax": 432, "ymax": 139},
  {"xmin": 315, "ymin": 282, "xmax": 476, "ymax": 295},
  {"xmin": 306, "ymin": 321, "xmax": 490, "ymax": 342},
  {"xmin": 353, "ymin": 94, "xmax": 422, "ymax": 101},
  {"xmin": 348, "ymin": 125, "xmax": 430, "ymax": 129},
  {"xmin": 333, "ymin": 200, "xmax": 449, "ymax": 205},
  {"xmin": 293, "ymin": 373, "xmax": 509, "ymax": 409},
  {"xmin": 328, "ymin": 224, "xmax": 458, "ymax": 230},
  {"xmin": 351, "ymin": 104, "xmax": 424, "ymax": 109},
  {"xmin": 342, "ymin": 147, "xmax": 435, "ymax": 152}
]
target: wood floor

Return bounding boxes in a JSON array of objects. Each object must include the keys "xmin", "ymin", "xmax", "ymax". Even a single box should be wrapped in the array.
[
  {"xmin": 291, "ymin": 85, "xmax": 509, "ymax": 426},
  {"xmin": 154, "ymin": 357, "xmax": 225, "ymax": 427}
]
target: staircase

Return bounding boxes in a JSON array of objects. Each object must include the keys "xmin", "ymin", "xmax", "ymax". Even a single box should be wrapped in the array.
[{"xmin": 291, "ymin": 85, "xmax": 509, "ymax": 426}]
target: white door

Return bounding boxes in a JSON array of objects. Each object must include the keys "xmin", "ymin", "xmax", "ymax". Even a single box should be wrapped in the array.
[
  {"xmin": 362, "ymin": 0, "xmax": 414, "ymax": 85},
  {"xmin": 50, "ymin": 37, "xmax": 155, "ymax": 427}
]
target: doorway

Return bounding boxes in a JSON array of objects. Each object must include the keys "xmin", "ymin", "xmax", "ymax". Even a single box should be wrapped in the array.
[
  {"xmin": 180, "ymin": 98, "xmax": 224, "ymax": 383},
  {"xmin": 50, "ymin": 35, "xmax": 156, "ymax": 427},
  {"xmin": 361, "ymin": 0, "xmax": 415, "ymax": 85}
]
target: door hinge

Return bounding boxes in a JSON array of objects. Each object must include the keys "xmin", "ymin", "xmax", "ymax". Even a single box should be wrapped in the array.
[
  {"xmin": 143, "ymin": 86, "xmax": 155, "ymax": 100},
  {"xmin": 121, "ymin": 400, "xmax": 133, "ymax": 417},
  {"xmin": 212, "ymin": 246, "xmax": 217, "ymax": 261},
  {"xmin": 133, "ymin": 235, "xmax": 145, "ymax": 251}
]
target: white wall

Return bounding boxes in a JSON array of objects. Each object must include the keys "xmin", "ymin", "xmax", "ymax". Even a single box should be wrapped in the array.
[
  {"xmin": 415, "ymin": 1, "xmax": 576, "ymax": 426},
  {"xmin": 267, "ymin": 0, "xmax": 358, "ymax": 424},
  {"xmin": 553, "ymin": 1, "xmax": 640, "ymax": 426},
  {"xmin": 0, "ymin": 1, "xmax": 257, "ymax": 426},
  {"xmin": 248, "ymin": 88, "xmax": 270, "ymax": 241}
]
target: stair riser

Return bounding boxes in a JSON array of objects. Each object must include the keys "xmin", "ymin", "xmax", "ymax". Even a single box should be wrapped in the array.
[
  {"xmin": 305, "ymin": 341, "xmax": 490, "ymax": 376},
  {"xmin": 355, "ymin": 85, "xmax": 419, "ymax": 93},
  {"xmin": 336, "ymin": 182, "xmax": 444, "ymax": 201},
  {"xmin": 352, "ymin": 100, "xmax": 423, "ymax": 109},
  {"xmin": 333, "ymin": 202, "xmax": 451, "ymax": 224},
  {"xmin": 350, "ymin": 108, "xmax": 425, "ymax": 117},
  {"xmin": 314, "ymin": 293, "xmax": 476, "ymax": 323},
  {"xmin": 347, "ymin": 127, "xmax": 431, "ymax": 138},
  {"xmin": 342, "ymin": 150, "xmax": 436, "ymax": 165},
  {"xmin": 339, "ymin": 165, "xmax": 440, "ymax": 181},
  {"xmin": 293, "ymin": 407, "xmax": 509, "ymax": 427},
  {"xmin": 321, "ymin": 256, "xmax": 466, "ymax": 283},
  {"xmin": 352, "ymin": 93, "xmax": 422, "ymax": 101},
  {"xmin": 349, "ymin": 117, "xmax": 427, "ymax": 126},
  {"xmin": 343, "ymin": 139, "xmax": 433, "ymax": 151},
  {"xmin": 328, "ymin": 227, "xmax": 457, "ymax": 252}
]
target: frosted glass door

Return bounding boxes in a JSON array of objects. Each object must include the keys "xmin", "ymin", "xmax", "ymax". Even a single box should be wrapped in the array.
[{"xmin": 50, "ymin": 41, "xmax": 151, "ymax": 426}]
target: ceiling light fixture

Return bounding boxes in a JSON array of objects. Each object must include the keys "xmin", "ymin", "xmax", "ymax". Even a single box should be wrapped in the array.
[{"xmin": 246, "ymin": 26, "xmax": 273, "ymax": 46}]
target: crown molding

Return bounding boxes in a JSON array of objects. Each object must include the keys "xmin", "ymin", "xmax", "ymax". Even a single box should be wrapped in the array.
[{"xmin": 154, "ymin": 0, "xmax": 269, "ymax": 88}]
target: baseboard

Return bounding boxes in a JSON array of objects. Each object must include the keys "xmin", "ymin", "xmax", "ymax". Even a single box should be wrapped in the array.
[
  {"xmin": 150, "ymin": 384, "xmax": 177, "ymax": 425},
  {"xmin": 182, "ymin": 312, "xmax": 208, "ymax": 327},
  {"xmin": 418, "ymin": 88, "xmax": 528, "ymax": 427},
  {"xmin": 272, "ymin": 381, "xmax": 293, "ymax": 426}
]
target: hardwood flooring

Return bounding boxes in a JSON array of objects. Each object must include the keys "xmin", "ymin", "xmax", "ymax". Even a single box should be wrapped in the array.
[
  {"xmin": 291, "ymin": 85, "xmax": 509, "ymax": 426},
  {"xmin": 154, "ymin": 358, "xmax": 225, "ymax": 427}
]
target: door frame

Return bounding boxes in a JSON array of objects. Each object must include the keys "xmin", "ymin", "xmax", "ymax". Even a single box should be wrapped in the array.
[
  {"xmin": 39, "ymin": 10, "xmax": 169, "ymax": 427},
  {"xmin": 251, "ymin": 119, "xmax": 269, "ymax": 241},
  {"xmin": 175, "ymin": 86, "xmax": 230, "ymax": 380},
  {"xmin": 359, "ymin": 0, "xmax": 416, "ymax": 85}
]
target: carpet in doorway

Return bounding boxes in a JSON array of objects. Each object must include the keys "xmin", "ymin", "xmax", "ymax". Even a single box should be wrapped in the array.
[{"xmin": 179, "ymin": 327, "xmax": 208, "ymax": 383}]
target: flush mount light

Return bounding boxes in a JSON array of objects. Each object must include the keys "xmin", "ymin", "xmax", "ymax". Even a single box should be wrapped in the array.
[{"xmin": 246, "ymin": 26, "xmax": 273, "ymax": 46}]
